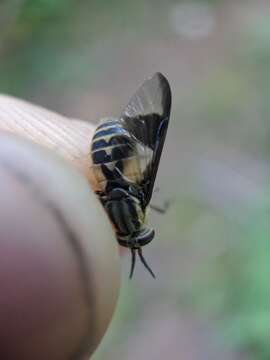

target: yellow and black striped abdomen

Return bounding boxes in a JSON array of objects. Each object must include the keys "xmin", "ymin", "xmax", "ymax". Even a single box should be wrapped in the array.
[{"xmin": 91, "ymin": 119, "xmax": 142, "ymax": 192}]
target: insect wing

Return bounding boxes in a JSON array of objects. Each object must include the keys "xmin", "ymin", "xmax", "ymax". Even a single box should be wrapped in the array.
[{"xmin": 120, "ymin": 72, "xmax": 171, "ymax": 207}]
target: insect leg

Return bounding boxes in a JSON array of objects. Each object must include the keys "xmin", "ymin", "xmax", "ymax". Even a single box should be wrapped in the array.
[{"xmin": 150, "ymin": 200, "xmax": 171, "ymax": 214}]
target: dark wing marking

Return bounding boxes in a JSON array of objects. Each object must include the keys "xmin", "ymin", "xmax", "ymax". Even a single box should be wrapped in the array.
[{"xmin": 120, "ymin": 72, "xmax": 171, "ymax": 207}]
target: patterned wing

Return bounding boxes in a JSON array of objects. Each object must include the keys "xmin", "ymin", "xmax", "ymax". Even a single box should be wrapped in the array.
[{"xmin": 120, "ymin": 72, "xmax": 171, "ymax": 207}]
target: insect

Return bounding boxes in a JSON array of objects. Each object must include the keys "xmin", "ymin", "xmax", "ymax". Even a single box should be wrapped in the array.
[{"xmin": 90, "ymin": 72, "xmax": 171, "ymax": 278}]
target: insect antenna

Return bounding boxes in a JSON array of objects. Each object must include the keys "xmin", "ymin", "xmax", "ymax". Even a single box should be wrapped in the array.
[
  {"xmin": 129, "ymin": 249, "xmax": 136, "ymax": 279},
  {"xmin": 137, "ymin": 248, "xmax": 156, "ymax": 278}
]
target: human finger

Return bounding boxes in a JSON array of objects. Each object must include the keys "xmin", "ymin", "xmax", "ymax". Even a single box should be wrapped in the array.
[{"xmin": 0, "ymin": 133, "xmax": 120, "ymax": 359}]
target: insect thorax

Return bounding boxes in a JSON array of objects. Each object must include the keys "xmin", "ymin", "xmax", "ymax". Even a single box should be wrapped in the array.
[{"xmin": 103, "ymin": 186, "xmax": 144, "ymax": 234}]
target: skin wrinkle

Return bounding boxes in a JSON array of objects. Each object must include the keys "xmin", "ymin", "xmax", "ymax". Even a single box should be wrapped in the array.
[
  {"xmin": 22, "ymin": 108, "xmax": 81, "ymax": 151},
  {"xmin": 0, "ymin": 159, "xmax": 96, "ymax": 359},
  {"xmin": 0, "ymin": 95, "xmax": 98, "ymax": 191},
  {"xmin": 0, "ymin": 105, "xmax": 88, "ymax": 159},
  {"xmin": 0, "ymin": 106, "xmax": 56, "ymax": 143},
  {"xmin": 11, "ymin": 106, "xmax": 77, "ymax": 154},
  {"xmin": 2, "ymin": 96, "xmax": 91, "ymax": 149}
]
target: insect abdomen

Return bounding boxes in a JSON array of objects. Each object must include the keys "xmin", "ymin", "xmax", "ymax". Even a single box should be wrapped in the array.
[{"xmin": 91, "ymin": 119, "xmax": 141, "ymax": 191}]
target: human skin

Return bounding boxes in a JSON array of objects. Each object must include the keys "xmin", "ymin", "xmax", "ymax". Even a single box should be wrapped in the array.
[{"xmin": 0, "ymin": 95, "xmax": 120, "ymax": 359}]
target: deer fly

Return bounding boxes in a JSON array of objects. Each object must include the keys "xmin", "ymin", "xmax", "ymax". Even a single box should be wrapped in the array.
[{"xmin": 90, "ymin": 72, "xmax": 171, "ymax": 278}]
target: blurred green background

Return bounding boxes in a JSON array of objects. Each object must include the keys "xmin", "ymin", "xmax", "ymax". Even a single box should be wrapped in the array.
[{"xmin": 2, "ymin": 0, "xmax": 270, "ymax": 359}]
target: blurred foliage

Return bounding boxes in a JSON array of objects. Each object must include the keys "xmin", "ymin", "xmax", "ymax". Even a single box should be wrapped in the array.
[
  {"xmin": 0, "ymin": 0, "xmax": 155, "ymax": 97},
  {"xmin": 187, "ymin": 205, "xmax": 270, "ymax": 360}
]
